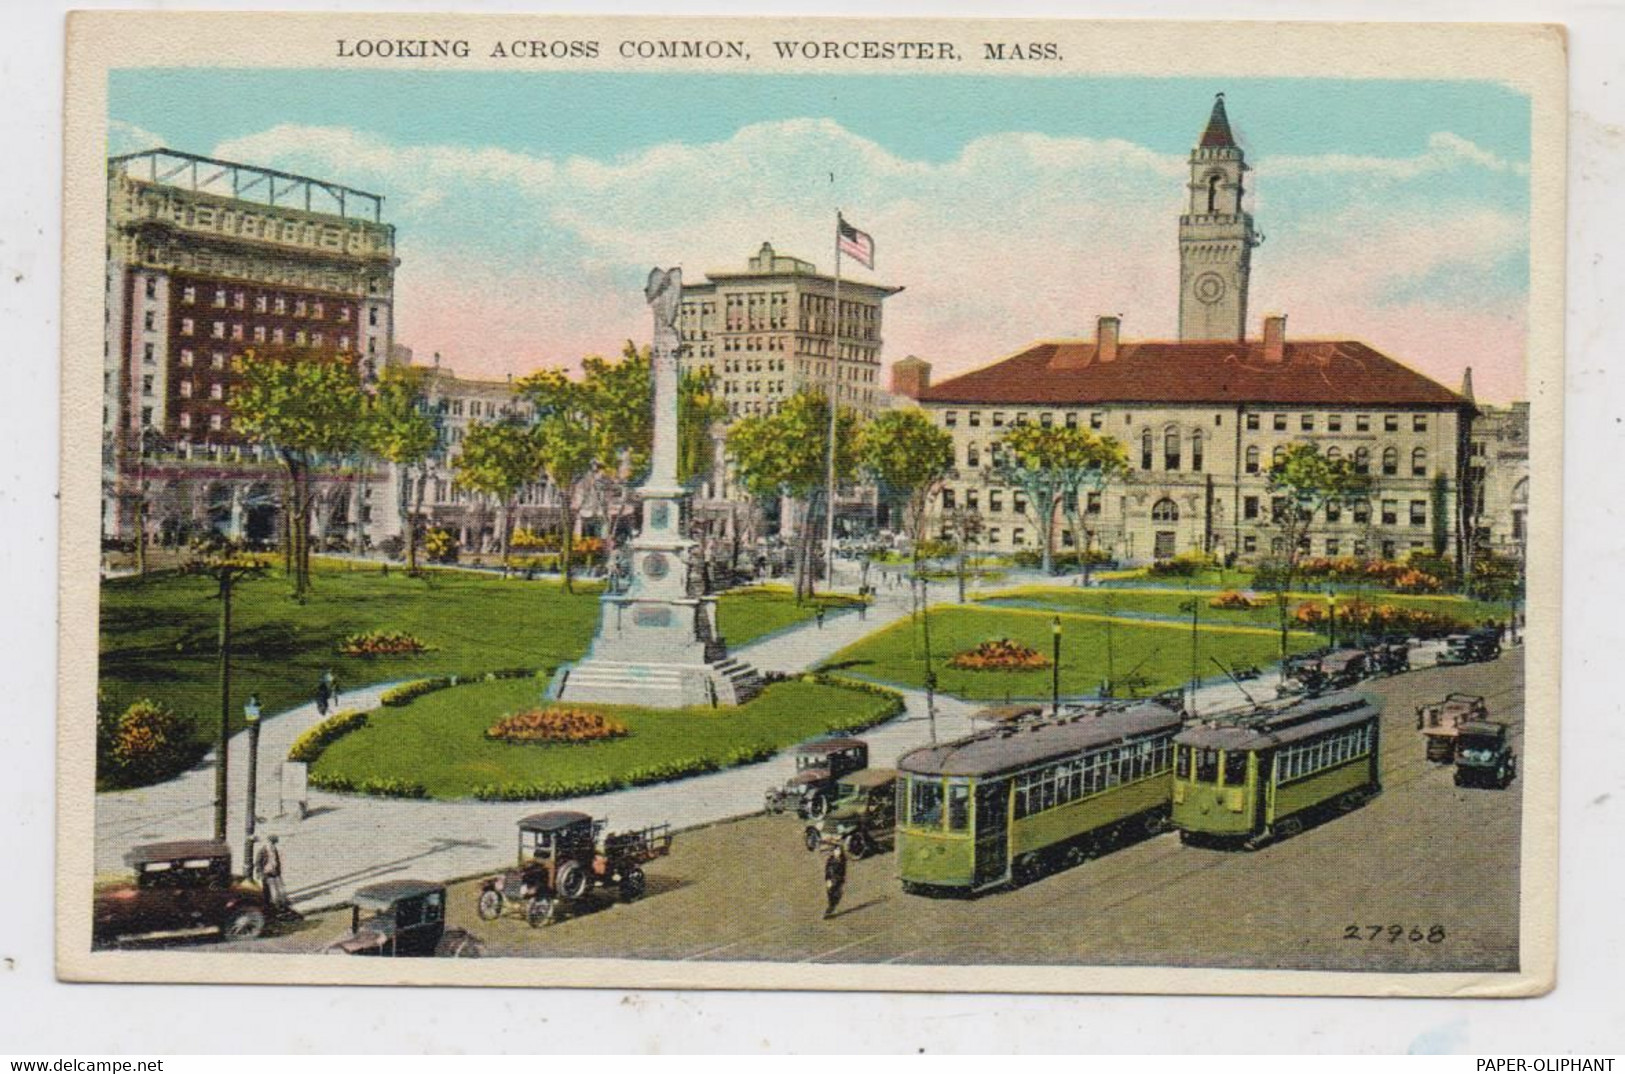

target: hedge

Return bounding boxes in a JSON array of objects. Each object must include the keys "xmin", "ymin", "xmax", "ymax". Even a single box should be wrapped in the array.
[{"xmin": 286, "ymin": 708, "xmax": 370, "ymax": 764}]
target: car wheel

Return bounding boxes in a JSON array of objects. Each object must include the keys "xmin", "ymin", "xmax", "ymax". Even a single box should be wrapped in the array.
[
  {"xmin": 476, "ymin": 888, "xmax": 503, "ymax": 921},
  {"xmin": 526, "ymin": 896, "xmax": 556, "ymax": 928},
  {"xmin": 1454, "ymin": 771, "xmax": 1466, "ymax": 787},
  {"xmin": 619, "ymin": 868, "xmax": 647, "ymax": 903},
  {"xmin": 222, "ymin": 907, "xmax": 266, "ymax": 941},
  {"xmin": 805, "ymin": 794, "xmax": 829, "ymax": 821},
  {"xmin": 804, "ymin": 826, "xmax": 822, "ymax": 852},
  {"xmin": 557, "ymin": 861, "xmax": 590, "ymax": 901},
  {"xmin": 845, "ymin": 831, "xmax": 871, "ymax": 860}
]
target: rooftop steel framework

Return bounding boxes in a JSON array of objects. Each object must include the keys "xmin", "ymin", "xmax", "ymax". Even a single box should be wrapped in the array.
[{"xmin": 109, "ymin": 147, "xmax": 386, "ymax": 223}]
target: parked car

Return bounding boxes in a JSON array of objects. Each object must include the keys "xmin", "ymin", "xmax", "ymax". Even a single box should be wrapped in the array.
[
  {"xmin": 323, "ymin": 880, "xmax": 483, "ymax": 956},
  {"xmin": 803, "ymin": 768, "xmax": 899, "ymax": 859},
  {"xmin": 1417, "ymin": 693, "xmax": 1489, "ymax": 763},
  {"xmin": 93, "ymin": 840, "xmax": 267, "ymax": 945},
  {"xmin": 1454, "ymin": 721, "xmax": 1517, "ymax": 789},
  {"xmin": 764, "ymin": 737, "xmax": 870, "ymax": 819},
  {"xmin": 1319, "ymin": 648, "xmax": 1370, "ymax": 689},
  {"xmin": 1368, "ymin": 635, "xmax": 1412, "ymax": 676},
  {"xmin": 1438, "ymin": 628, "xmax": 1502, "ymax": 666},
  {"xmin": 477, "ymin": 811, "xmax": 673, "ymax": 927}
]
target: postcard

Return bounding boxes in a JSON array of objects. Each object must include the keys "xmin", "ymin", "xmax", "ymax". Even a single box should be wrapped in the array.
[{"xmin": 59, "ymin": 11, "xmax": 1565, "ymax": 994}]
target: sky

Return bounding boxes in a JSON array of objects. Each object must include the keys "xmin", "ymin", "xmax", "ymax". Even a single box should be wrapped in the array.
[{"xmin": 109, "ymin": 70, "xmax": 1532, "ymax": 402}]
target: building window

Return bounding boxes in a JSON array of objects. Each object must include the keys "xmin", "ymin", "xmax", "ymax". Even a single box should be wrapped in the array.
[
  {"xmin": 989, "ymin": 491, "xmax": 1003, "ymax": 513},
  {"xmin": 1411, "ymin": 447, "xmax": 1427, "ymax": 476},
  {"xmin": 987, "ymin": 528, "xmax": 1000, "ymax": 546},
  {"xmin": 212, "ymin": 321, "xmax": 226, "ymax": 339},
  {"xmin": 968, "ymin": 411, "xmax": 981, "ymax": 428},
  {"xmin": 1384, "ymin": 414, "xmax": 1399, "ymax": 432},
  {"xmin": 1353, "ymin": 501, "xmax": 1370, "ymax": 524},
  {"xmin": 140, "ymin": 406, "xmax": 152, "ymax": 426},
  {"xmin": 253, "ymin": 326, "xmax": 266, "ymax": 343},
  {"xmin": 1243, "ymin": 535, "xmax": 1257, "ymax": 553},
  {"xmin": 231, "ymin": 324, "xmax": 244, "ymax": 341},
  {"xmin": 210, "ymin": 413, "xmax": 223, "ymax": 431},
  {"xmin": 1413, "ymin": 414, "xmax": 1429, "ymax": 433},
  {"xmin": 213, "ymin": 289, "xmax": 226, "ymax": 308},
  {"xmin": 1012, "ymin": 527, "xmax": 1027, "ymax": 547},
  {"xmin": 211, "ymin": 352, "xmax": 225, "ymax": 370},
  {"xmin": 1326, "ymin": 538, "xmax": 1341, "ymax": 556},
  {"xmin": 179, "ymin": 380, "xmax": 191, "ymax": 398},
  {"xmin": 180, "ymin": 318, "xmax": 194, "ymax": 336},
  {"xmin": 1164, "ymin": 429, "xmax": 1181, "ymax": 470},
  {"xmin": 1245, "ymin": 445, "xmax": 1260, "ymax": 474},
  {"xmin": 1214, "ymin": 413, "xmax": 1223, "ymax": 427},
  {"xmin": 1354, "ymin": 447, "xmax": 1370, "ymax": 474},
  {"xmin": 1191, "ymin": 430, "xmax": 1204, "ymax": 472},
  {"xmin": 1328, "ymin": 414, "xmax": 1342, "ymax": 432},
  {"xmin": 1381, "ymin": 500, "xmax": 1398, "ymax": 525},
  {"xmin": 1326, "ymin": 502, "xmax": 1341, "ymax": 522},
  {"xmin": 179, "ymin": 412, "xmax": 190, "ymax": 430},
  {"xmin": 1246, "ymin": 413, "xmax": 1259, "ymax": 431},
  {"xmin": 1013, "ymin": 493, "xmax": 1028, "ymax": 515},
  {"xmin": 1272, "ymin": 445, "xmax": 1287, "ymax": 468},
  {"xmin": 966, "ymin": 443, "xmax": 979, "ymax": 468},
  {"xmin": 142, "ymin": 342, "xmax": 155, "ymax": 363},
  {"xmin": 142, "ymin": 310, "xmax": 155, "ymax": 331},
  {"xmin": 1273, "ymin": 414, "xmax": 1287, "ymax": 431},
  {"xmin": 179, "ymin": 348, "xmax": 193, "ymax": 367},
  {"xmin": 295, "ymin": 299, "xmax": 307, "ymax": 317},
  {"xmin": 255, "ymin": 295, "xmax": 268, "ymax": 313},
  {"xmin": 1014, "ymin": 412, "xmax": 1029, "ymax": 426},
  {"xmin": 181, "ymin": 285, "xmax": 195, "ymax": 305},
  {"xmin": 274, "ymin": 297, "xmax": 287, "ymax": 315},
  {"xmin": 1382, "ymin": 446, "xmax": 1399, "ymax": 476},
  {"xmin": 1243, "ymin": 496, "xmax": 1259, "ymax": 520},
  {"xmin": 1356, "ymin": 414, "xmax": 1370, "ymax": 432},
  {"xmin": 945, "ymin": 411, "xmax": 958, "ymax": 427},
  {"xmin": 1039, "ymin": 412, "xmax": 1053, "ymax": 428},
  {"xmin": 1353, "ymin": 539, "xmax": 1367, "ymax": 557},
  {"xmin": 992, "ymin": 412, "xmax": 1005, "ymax": 428},
  {"xmin": 1065, "ymin": 412, "xmax": 1078, "ymax": 429},
  {"xmin": 209, "ymin": 383, "xmax": 223, "ymax": 401},
  {"xmin": 942, "ymin": 488, "xmax": 955, "ymax": 510},
  {"xmin": 368, "ymin": 307, "xmax": 379, "ymax": 327},
  {"xmin": 1140, "ymin": 430, "xmax": 1153, "ymax": 470},
  {"xmin": 1090, "ymin": 412, "xmax": 1103, "ymax": 430},
  {"xmin": 140, "ymin": 375, "xmax": 153, "ymax": 396},
  {"xmin": 1301, "ymin": 413, "xmax": 1315, "ymax": 431},
  {"xmin": 233, "ymin": 291, "xmax": 245, "ymax": 310},
  {"xmin": 1151, "ymin": 498, "xmax": 1179, "ymax": 523},
  {"xmin": 1086, "ymin": 491, "xmax": 1101, "ymax": 516},
  {"xmin": 1410, "ymin": 500, "xmax": 1427, "ymax": 527},
  {"xmin": 965, "ymin": 490, "xmax": 979, "ymax": 511},
  {"xmin": 272, "ymin": 328, "xmax": 284, "ymax": 345}
]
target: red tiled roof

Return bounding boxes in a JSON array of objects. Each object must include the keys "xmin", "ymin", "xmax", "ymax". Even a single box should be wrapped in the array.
[
  {"xmin": 1201, "ymin": 94, "xmax": 1237, "ymax": 149},
  {"xmin": 916, "ymin": 339, "xmax": 1472, "ymax": 409}
]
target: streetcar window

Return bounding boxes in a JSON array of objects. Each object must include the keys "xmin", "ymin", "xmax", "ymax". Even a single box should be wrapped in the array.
[
  {"xmin": 909, "ymin": 777, "xmax": 944, "ymax": 828},
  {"xmin": 1175, "ymin": 747, "xmax": 1191, "ymax": 779},
  {"xmin": 1195, "ymin": 748, "xmax": 1220, "ymax": 783},
  {"xmin": 947, "ymin": 781, "xmax": 971, "ymax": 831},
  {"xmin": 1223, "ymin": 751, "xmax": 1248, "ymax": 786}
]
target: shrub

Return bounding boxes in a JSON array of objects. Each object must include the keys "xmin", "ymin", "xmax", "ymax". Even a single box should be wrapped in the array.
[
  {"xmin": 378, "ymin": 678, "xmax": 452, "ymax": 706},
  {"xmin": 375, "ymin": 535, "xmax": 405, "ymax": 560},
  {"xmin": 486, "ymin": 708, "xmax": 631, "ymax": 745},
  {"xmin": 1292, "ymin": 599, "xmax": 1469, "ymax": 639},
  {"xmin": 423, "ymin": 528, "xmax": 459, "ymax": 564},
  {"xmin": 338, "ymin": 630, "xmax": 430, "ymax": 656},
  {"xmin": 1210, "ymin": 589, "xmax": 1262, "ymax": 610},
  {"xmin": 100, "ymin": 699, "xmax": 199, "ymax": 786},
  {"xmin": 1148, "ymin": 551, "xmax": 1218, "ymax": 577},
  {"xmin": 308, "ymin": 771, "xmax": 428, "ymax": 798},
  {"xmin": 1392, "ymin": 568, "xmax": 1444, "ymax": 594},
  {"xmin": 948, "ymin": 638, "xmax": 1051, "ymax": 671},
  {"xmin": 287, "ymin": 709, "xmax": 369, "ymax": 763}
]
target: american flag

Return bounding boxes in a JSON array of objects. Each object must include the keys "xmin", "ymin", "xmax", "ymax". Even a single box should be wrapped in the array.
[{"xmin": 837, "ymin": 214, "xmax": 874, "ymax": 269}]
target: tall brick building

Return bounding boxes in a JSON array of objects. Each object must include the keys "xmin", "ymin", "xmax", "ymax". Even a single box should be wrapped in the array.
[{"xmin": 103, "ymin": 149, "xmax": 398, "ymax": 544}]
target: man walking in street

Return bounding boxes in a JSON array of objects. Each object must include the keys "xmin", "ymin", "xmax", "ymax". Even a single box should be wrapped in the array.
[
  {"xmin": 314, "ymin": 677, "xmax": 331, "ymax": 717},
  {"xmin": 822, "ymin": 842, "xmax": 847, "ymax": 919},
  {"xmin": 255, "ymin": 834, "xmax": 290, "ymax": 917}
]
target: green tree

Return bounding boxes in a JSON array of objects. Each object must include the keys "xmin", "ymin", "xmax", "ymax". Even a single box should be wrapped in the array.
[
  {"xmin": 1265, "ymin": 442, "xmax": 1376, "ymax": 664},
  {"xmin": 453, "ymin": 417, "xmax": 541, "ymax": 577},
  {"xmin": 364, "ymin": 365, "xmax": 440, "ymax": 574},
  {"xmin": 229, "ymin": 348, "xmax": 366, "ymax": 598},
  {"xmin": 679, "ymin": 369, "xmax": 728, "ymax": 487},
  {"xmin": 856, "ymin": 409, "xmax": 954, "ymax": 573},
  {"xmin": 516, "ymin": 369, "xmax": 600, "ymax": 592},
  {"xmin": 991, "ymin": 424, "xmax": 1129, "ymax": 576},
  {"xmin": 726, "ymin": 390, "xmax": 858, "ymax": 601}
]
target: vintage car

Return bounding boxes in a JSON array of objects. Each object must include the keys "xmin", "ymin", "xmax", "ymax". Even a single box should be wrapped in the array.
[
  {"xmin": 1417, "ymin": 693, "xmax": 1489, "ymax": 763},
  {"xmin": 324, "ymin": 880, "xmax": 483, "ymax": 956},
  {"xmin": 1368, "ymin": 635, "xmax": 1412, "ymax": 676},
  {"xmin": 1318, "ymin": 648, "xmax": 1370, "ymax": 689},
  {"xmin": 93, "ymin": 839, "xmax": 268, "ymax": 945},
  {"xmin": 477, "ymin": 811, "xmax": 673, "ymax": 927},
  {"xmin": 764, "ymin": 737, "xmax": 869, "ymax": 819},
  {"xmin": 1437, "ymin": 627, "xmax": 1503, "ymax": 666},
  {"xmin": 803, "ymin": 768, "xmax": 899, "ymax": 859},
  {"xmin": 1454, "ymin": 721, "xmax": 1518, "ymax": 789}
]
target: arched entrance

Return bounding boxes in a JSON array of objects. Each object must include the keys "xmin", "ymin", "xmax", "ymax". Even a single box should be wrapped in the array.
[{"xmin": 1151, "ymin": 497, "xmax": 1179, "ymax": 560}]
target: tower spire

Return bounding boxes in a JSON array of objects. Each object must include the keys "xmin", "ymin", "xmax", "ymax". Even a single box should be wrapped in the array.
[
  {"xmin": 1200, "ymin": 92, "xmax": 1237, "ymax": 149},
  {"xmin": 1460, "ymin": 366, "xmax": 1476, "ymax": 402}
]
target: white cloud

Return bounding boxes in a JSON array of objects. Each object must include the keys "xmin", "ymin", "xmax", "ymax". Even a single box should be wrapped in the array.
[
  {"xmin": 107, "ymin": 119, "xmax": 166, "ymax": 157},
  {"xmin": 207, "ymin": 117, "xmax": 1529, "ymax": 399}
]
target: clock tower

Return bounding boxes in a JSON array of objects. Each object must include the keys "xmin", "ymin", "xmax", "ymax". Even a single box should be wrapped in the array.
[{"xmin": 1179, "ymin": 93, "xmax": 1260, "ymax": 341}]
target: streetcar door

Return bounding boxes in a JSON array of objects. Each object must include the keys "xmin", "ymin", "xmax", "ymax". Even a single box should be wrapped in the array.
[{"xmin": 972, "ymin": 779, "xmax": 1009, "ymax": 887}]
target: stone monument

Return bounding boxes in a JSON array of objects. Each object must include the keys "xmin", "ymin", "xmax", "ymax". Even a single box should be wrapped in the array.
[{"xmin": 549, "ymin": 268, "xmax": 762, "ymax": 708}]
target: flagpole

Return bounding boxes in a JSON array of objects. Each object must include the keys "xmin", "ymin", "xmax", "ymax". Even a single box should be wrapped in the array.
[{"xmin": 823, "ymin": 209, "xmax": 841, "ymax": 589}]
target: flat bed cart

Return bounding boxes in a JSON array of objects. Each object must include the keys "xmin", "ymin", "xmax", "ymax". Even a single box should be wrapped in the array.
[
  {"xmin": 1416, "ymin": 693, "xmax": 1489, "ymax": 764},
  {"xmin": 478, "ymin": 811, "xmax": 673, "ymax": 927}
]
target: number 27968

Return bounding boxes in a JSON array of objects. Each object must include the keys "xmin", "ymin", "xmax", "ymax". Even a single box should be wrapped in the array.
[{"xmin": 1344, "ymin": 925, "xmax": 1446, "ymax": 943}]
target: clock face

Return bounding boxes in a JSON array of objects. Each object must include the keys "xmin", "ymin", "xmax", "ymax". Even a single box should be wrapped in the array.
[
  {"xmin": 642, "ymin": 552, "xmax": 670, "ymax": 580},
  {"xmin": 1194, "ymin": 272, "xmax": 1227, "ymax": 306}
]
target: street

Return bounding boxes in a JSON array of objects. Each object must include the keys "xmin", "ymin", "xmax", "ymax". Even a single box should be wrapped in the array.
[{"xmin": 230, "ymin": 646, "xmax": 1524, "ymax": 972}]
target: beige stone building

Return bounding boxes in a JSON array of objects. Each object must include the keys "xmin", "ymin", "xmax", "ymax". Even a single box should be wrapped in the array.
[
  {"xmin": 904, "ymin": 96, "xmax": 1478, "ymax": 569},
  {"xmin": 677, "ymin": 241, "xmax": 901, "ymax": 420},
  {"xmin": 1467, "ymin": 396, "xmax": 1529, "ymax": 561}
]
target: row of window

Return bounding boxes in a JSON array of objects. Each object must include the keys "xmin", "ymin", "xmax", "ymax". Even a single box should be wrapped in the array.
[
  {"xmin": 175, "ymin": 284, "xmax": 358, "ymax": 323},
  {"xmin": 943, "ymin": 409, "xmax": 1433, "ymax": 434},
  {"xmin": 1244, "ymin": 444, "xmax": 1429, "ymax": 477},
  {"xmin": 905, "ymin": 776, "xmax": 971, "ymax": 832},
  {"xmin": 1012, "ymin": 737, "xmax": 1175, "ymax": 820},
  {"xmin": 174, "ymin": 321, "xmax": 353, "ymax": 350},
  {"xmin": 1274, "ymin": 724, "xmax": 1376, "ymax": 784}
]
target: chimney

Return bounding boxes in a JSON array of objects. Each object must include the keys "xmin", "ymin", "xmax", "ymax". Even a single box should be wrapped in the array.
[
  {"xmin": 890, "ymin": 356, "xmax": 931, "ymax": 400},
  {"xmin": 1459, "ymin": 366, "xmax": 1476, "ymax": 403},
  {"xmin": 1262, "ymin": 315, "xmax": 1287, "ymax": 363},
  {"xmin": 1096, "ymin": 316, "xmax": 1120, "ymax": 363}
]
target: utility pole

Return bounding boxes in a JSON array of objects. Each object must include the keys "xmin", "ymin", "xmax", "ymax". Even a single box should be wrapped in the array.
[{"xmin": 1051, "ymin": 616, "xmax": 1062, "ymax": 717}]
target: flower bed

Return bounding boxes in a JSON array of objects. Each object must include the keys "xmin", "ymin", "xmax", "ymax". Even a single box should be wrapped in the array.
[
  {"xmin": 486, "ymin": 708, "xmax": 630, "ymax": 745},
  {"xmin": 287, "ymin": 708, "xmax": 369, "ymax": 764},
  {"xmin": 1209, "ymin": 589, "xmax": 1264, "ymax": 610},
  {"xmin": 378, "ymin": 678, "xmax": 452, "ymax": 707},
  {"xmin": 338, "ymin": 630, "xmax": 430, "ymax": 656},
  {"xmin": 1293, "ymin": 599, "xmax": 1470, "ymax": 639},
  {"xmin": 948, "ymin": 638, "xmax": 1051, "ymax": 671},
  {"xmin": 308, "ymin": 772, "xmax": 429, "ymax": 798}
]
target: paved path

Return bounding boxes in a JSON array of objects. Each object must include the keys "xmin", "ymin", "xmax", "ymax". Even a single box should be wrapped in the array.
[{"xmin": 92, "ymin": 576, "xmax": 970, "ymax": 908}]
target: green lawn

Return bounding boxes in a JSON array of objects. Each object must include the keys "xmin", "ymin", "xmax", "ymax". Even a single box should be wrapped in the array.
[
  {"xmin": 819, "ymin": 605, "xmax": 1326, "ymax": 701},
  {"xmin": 98, "ymin": 565, "xmax": 840, "ymax": 748},
  {"xmin": 977, "ymin": 585, "xmax": 1511, "ymax": 631},
  {"xmin": 714, "ymin": 585, "xmax": 867, "ymax": 645},
  {"xmin": 311, "ymin": 676, "xmax": 901, "ymax": 799}
]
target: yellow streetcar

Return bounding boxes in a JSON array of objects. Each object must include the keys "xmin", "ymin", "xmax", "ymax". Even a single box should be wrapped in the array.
[
  {"xmin": 896, "ymin": 702, "xmax": 1185, "ymax": 895},
  {"xmin": 1172, "ymin": 691, "xmax": 1381, "ymax": 849}
]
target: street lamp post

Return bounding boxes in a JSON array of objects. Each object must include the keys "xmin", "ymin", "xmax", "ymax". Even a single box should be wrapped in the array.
[
  {"xmin": 1051, "ymin": 616, "xmax": 1062, "ymax": 717},
  {"xmin": 1328, "ymin": 591, "xmax": 1339, "ymax": 649},
  {"xmin": 919, "ymin": 575, "xmax": 937, "ymax": 744},
  {"xmin": 242, "ymin": 694, "xmax": 262, "ymax": 876}
]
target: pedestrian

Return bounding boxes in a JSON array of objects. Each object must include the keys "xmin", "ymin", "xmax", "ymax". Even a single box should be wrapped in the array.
[
  {"xmin": 255, "ymin": 834, "xmax": 289, "ymax": 917},
  {"xmin": 858, "ymin": 598, "xmax": 868, "ymax": 622},
  {"xmin": 822, "ymin": 842, "xmax": 847, "ymax": 919},
  {"xmin": 314, "ymin": 677, "xmax": 330, "ymax": 717},
  {"xmin": 815, "ymin": 606, "xmax": 827, "ymax": 630},
  {"xmin": 322, "ymin": 668, "xmax": 338, "ymax": 705}
]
